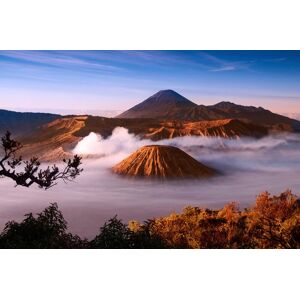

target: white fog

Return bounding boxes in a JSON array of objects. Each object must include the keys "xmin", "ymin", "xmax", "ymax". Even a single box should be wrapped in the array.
[{"xmin": 0, "ymin": 127, "xmax": 299, "ymax": 239}]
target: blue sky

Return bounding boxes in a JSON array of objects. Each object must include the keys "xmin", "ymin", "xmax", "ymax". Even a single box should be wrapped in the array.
[{"xmin": 0, "ymin": 50, "xmax": 300, "ymax": 116}]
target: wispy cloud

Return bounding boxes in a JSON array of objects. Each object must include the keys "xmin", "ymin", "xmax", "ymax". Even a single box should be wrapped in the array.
[
  {"xmin": 200, "ymin": 52, "xmax": 257, "ymax": 72},
  {"xmin": 0, "ymin": 51, "xmax": 124, "ymax": 72},
  {"xmin": 198, "ymin": 51, "xmax": 288, "ymax": 73},
  {"xmin": 1, "ymin": 50, "xmax": 298, "ymax": 116},
  {"xmin": 210, "ymin": 65, "xmax": 237, "ymax": 72},
  {"xmin": 262, "ymin": 57, "xmax": 287, "ymax": 62}
]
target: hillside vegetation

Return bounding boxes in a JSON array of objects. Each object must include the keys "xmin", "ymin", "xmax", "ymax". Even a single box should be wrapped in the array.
[
  {"xmin": 140, "ymin": 190, "xmax": 300, "ymax": 248},
  {"xmin": 0, "ymin": 190, "xmax": 299, "ymax": 249}
]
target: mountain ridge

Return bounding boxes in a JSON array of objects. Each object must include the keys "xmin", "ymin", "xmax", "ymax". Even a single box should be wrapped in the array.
[
  {"xmin": 20, "ymin": 116, "xmax": 268, "ymax": 161},
  {"xmin": 0, "ymin": 109, "xmax": 61, "ymax": 137},
  {"xmin": 2, "ymin": 89, "xmax": 300, "ymax": 161},
  {"xmin": 117, "ymin": 90, "xmax": 300, "ymax": 131}
]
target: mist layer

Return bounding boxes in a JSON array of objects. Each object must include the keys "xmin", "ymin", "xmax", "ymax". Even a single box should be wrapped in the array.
[{"xmin": 1, "ymin": 128, "xmax": 299, "ymax": 238}]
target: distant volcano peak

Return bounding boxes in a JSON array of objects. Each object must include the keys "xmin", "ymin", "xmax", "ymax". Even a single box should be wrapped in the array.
[
  {"xmin": 153, "ymin": 89, "xmax": 188, "ymax": 99},
  {"xmin": 116, "ymin": 90, "xmax": 300, "ymax": 131},
  {"xmin": 117, "ymin": 89, "xmax": 197, "ymax": 119},
  {"xmin": 156, "ymin": 89, "xmax": 177, "ymax": 94},
  {"xmin": 147, "ymin": 89, "xmax": 195, "ymax": 104}
]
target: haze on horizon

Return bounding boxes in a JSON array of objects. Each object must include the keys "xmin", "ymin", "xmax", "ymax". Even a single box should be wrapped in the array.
[{"xmin": 1, "ymin": 50, "xmax": 300, "ymax": 118}]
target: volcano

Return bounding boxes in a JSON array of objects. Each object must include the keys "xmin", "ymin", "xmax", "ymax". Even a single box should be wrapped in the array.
[
  {"xmin": 112, "ymin": 145, "xmax": 216, "ymax": 178},
  {"xmin": 116, "ymin": 90, "xmax": 300, "ymax": 131},
  {"xmin": 117, "ymin": 89, "xmax": 197, "ymax": 119}
]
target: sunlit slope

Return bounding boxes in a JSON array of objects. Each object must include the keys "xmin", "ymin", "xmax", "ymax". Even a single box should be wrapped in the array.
[
  {"xmin": 112, "ymin": 145, "xmax": 216, "ymax": 178},
  {"xmin": 145, "ymin": 119, "xmax": 268, "ymax": 140},
  {"xmin": 20, "ymin": 115, "xmax": 269, "ymax": 160},
  {"xmin": 20, "ymin": 116, "xmax": 87, "ymax": 161}
]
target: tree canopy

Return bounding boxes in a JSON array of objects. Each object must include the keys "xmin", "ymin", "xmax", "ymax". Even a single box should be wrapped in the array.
[{"xmin": 0, "ymin": 190, "xmax": 299, "ymax": 249}]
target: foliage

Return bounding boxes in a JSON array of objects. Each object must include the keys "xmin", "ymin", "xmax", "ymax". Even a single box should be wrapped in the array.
[
  {"xmin": 0, "ymin": 131, "xmax": 83, "ymax": 189},
  {"xmin": 90, "ymin": 216, "xmax": 132, "ymax": 248},
  {"xmin": 0, "ymin": 191, "xmax": 299, "ymax": 249},
  {"xmin": 248, "ymin": 191, "xmax": 300, "ymax": 248},
  {"xmin": 147, "ymin": 190, "xmax": 300, "ymax": 249},
  {"xmin": 127, "ymin": 219, "xmax": 168, "ymax": 249},
  {"xmin": 90, "ymin": 216, "xmax": 167, "ymax": 249},
  {"xmin": 0, "ymin": 203, "xmax": 86, "ymax": 248}
]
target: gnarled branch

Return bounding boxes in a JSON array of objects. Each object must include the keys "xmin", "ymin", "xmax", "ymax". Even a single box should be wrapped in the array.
[{"xmin": 0, "ymin": 131, "xmax": 83, "ymax": 189}]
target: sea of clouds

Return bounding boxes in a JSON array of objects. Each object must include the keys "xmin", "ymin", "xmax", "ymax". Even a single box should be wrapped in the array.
[
  {"xmin": 72, "ymin": 127, "xmax": 300, "ymax": 172},
  {"xmin": 1, "ymin": 127, "xmax": 300, "ymax": 238}
]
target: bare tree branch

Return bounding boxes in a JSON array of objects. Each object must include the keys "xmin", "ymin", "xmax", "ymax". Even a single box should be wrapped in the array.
[{"xmin": 0, "ymin": 131, "xmax": 83, "ymax": 189}]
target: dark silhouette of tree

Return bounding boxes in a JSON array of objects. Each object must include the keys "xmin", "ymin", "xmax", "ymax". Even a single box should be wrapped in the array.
[
  {"xmin": 0, "ymin": 131, "xmax": 83, "ymax": 189},
  {"xmin": 0, "ymin": 203, "xmax": 86, "ymax": 248},
  {"xmin": 128, "ymin": 219, "xmax": 168, "ymax": 249},
  {"xmin": 90, "ymin": 216, "xmax": 132, "ymax": 248},
  {"xmin": 90, "ymin": 216, "xmax": 167, "ymax": 249}
]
